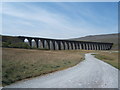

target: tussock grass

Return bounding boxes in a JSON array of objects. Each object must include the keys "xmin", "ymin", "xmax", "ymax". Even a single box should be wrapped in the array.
[
  {"xmin": 2, "ymin": 48, "xmax": 85, "ymax": 86},
  {"xmin": 92, "ymin": 51, "xmax": 119, "ymax": 69}
]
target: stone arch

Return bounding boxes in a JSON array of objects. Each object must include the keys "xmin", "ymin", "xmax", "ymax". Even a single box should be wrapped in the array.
[
  {"xmin": 99, "ymin": 44, "xmax": 102, "ymax": 50},
  {"xmin": 81, "ymin": 43, "xmax": 83, "ymax": 50},
  {"xmin": 49, "ymin": 40, "xmax": 54, "ymax": 50},
  {"xmin": 31, "ymin": 39, "xmax": 36, "ymax": 48},
  {"xmin": 96, "ymin": 44, "xmax": 98, "ymax": 50},
  {"xmin": 69, "ymin": 42, "xmax": 73, "ymax": 50},
  {"xmin": 74, "ymin": 42, "xmax": 77, "ymax": 50},
  {"xmin": 59, "ymin": 41, "xmax": 64, "ymax": 50},
  {"xmin": 92, "ymin": 44, "xmax": 95, "ymax": 50},
  {"xmin": 66, "ymin": 42, "xmax": 70, "ymax": 50},
  {"xmin": 92, "ymin": 43, "xmax": 95, "ymax": 50},
  {"xmin": 68, "ymin": 42, "xmax": 72, "ymax": 50},
  {"xmin": 101, "ymin": 44, "xmax": 104, "ymax": 50},
  {"xmin": 90, "ymin": 43, "xmax": 93, "ymax": 50},
  {"xmin": 75, "ymin": 42, "xmax": 78, "ymax": 50},
  {"xmin": 61, "ymin": 41, "xmax": 65, "ymax": 50},
  {"xmin": 102, "ymin": 44, "xmax": 105, "ymax": 50},
  {"xmin": 64, "ymin": 41, "xmax": 68, "ymax": 50},
  {"xmin": 97, "ymin": 43, "xmax": 100, "ymax": 50},
  {"xmin": 77, "ymin": 42, "xmax": 80, "ymax": 49},
  {"xmin": 104, "ymin": 44, "xmax": 107, "ymax": 50},
  {"xmin": 85, "ymin": 43, "xmax": 89, "ymax": 50},
  {"xmin": 51, "ymin": 40, "xmax": 55, "ymax": 50},
  {"xmin": 54, "ymin": 41, "xmax": 59, "ymax": 50},
  {"xmin": 56, "ymin": 41, "xmax": 61, "ymax": 50},
  {"xmin": 88, "ymin": 43, "xmax": 91, "ymax": 50},
  {"xmin": 88, "ymin": 43, "xmax": 92, "ymax": 50},
  {"xmin": 79, "ymin": 43, "xmax": 82, "ymax": 50},
  {"xmin": 38, "ymin": 39, "xmax": 41, "ymax": 48},
  {"xmin": 72, "ymin": 42, "xmax": 75, "ymax": 50},
  {"xmin": 24, "ymin": 38, "xmax": 29, "ymax": 46},
  {"xmin": 109, "ymin": 44, "xmax": 113, "ymax": 50},
  {"xmin": 43, "ymin": 40, "xmax": 49, "ymax": 49},
  {"xmin": 46, "ymin": 40, "xmax": 50, "ymax": 50},
  {"xmin": 39, "ymin": 39, "xmax": 44, "ymax": 49},
  {"xmin": 106, "ymin": 44, "xmax": 109, "ymax": 50},
  {"xmin": 25, "ymin": 38, "xmax": 32, "ymax": 47},
  {"xmin": 34, "ymin": 39, "xmax": 39, "ymax": 48},
  {"xmin": 98, "ymin": 44, "xmax": 101, "ymax": 50},
  {"xmin": 84, "ymin": 43, "xmax": 87, "ymax": 50},
  {"xmin": 83, "ymin": 43, "xmax": 87, "ymax": 50}
]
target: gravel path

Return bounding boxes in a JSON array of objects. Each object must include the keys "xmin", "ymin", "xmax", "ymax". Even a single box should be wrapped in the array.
[{"xmin": 4, "ymin": 53, "xmax": 118, "ymax": 88}]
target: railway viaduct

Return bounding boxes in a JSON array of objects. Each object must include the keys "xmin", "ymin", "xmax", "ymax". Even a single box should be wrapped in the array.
[{"xmin": 17, "ymin": 36, "xmax": 113, "ymax": 50}]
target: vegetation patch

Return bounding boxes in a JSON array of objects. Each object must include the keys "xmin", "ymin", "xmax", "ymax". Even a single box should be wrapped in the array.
[
  {"xmin": 92, "ymin": 52, "xmax": 119, "ymax": 69},
  {"xmin": 2, "ymin": 48, "xmax": 85, "ymax": 86},
  {"xmin": 2, "ymin": 42, "xmax": 31, "ymax": 49},
  {"xmin": 93, "ymin": 54, "xmax": 114, "ymax": 61}
]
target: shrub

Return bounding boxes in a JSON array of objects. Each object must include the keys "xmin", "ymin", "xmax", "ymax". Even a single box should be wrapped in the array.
[
  {"xmin": 2, "ymin": 42, "xmax": 10, "ymax": 47},
  {"xmin": 8, "ymin": 42, "xmax": 30, "ymax": 49},
  {"xmin": 2, "ymin": 42, "xmax": 30, "ymax": 49}
]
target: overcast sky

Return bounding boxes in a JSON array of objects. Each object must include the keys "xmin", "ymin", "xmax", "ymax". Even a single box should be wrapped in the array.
[{"xmin": 1, "ymin": 2, "xmax": 118, "ymax": 39}]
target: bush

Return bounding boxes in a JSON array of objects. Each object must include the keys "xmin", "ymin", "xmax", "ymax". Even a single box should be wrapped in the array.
[
  {"xmin": 2, "ymin": 42, "xmax": 10, "ymax": 47},
  {"xmin": 2, "ymin": 42, "xmax": 30, "ymax": 49},
  {"xmin": 9, "ymin": 42, "xmax": 30, "ymax": 49}
]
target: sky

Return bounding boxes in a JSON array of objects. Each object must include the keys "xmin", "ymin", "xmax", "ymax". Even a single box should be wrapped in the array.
[{"xmin": 1, "ymin": 2, "xmax": 118, "ymax": 39}]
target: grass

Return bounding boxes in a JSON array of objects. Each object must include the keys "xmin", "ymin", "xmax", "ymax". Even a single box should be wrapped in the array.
[
  {"xmin": 92, "ymin": 51, "xmax": 119, "ymax": 69},
  {"xmin": 2, "ymin": 48, "xmax": 119, "ymax": 86},
  {"xmin": 2, "ymin": 48, "xmax": 86, "ymax": 86}
]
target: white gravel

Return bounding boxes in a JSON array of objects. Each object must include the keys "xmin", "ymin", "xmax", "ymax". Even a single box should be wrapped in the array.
[
  {"xmin": 4, "ymin": 53, "xmax": 118, "ymax": 88},
  {"xmin": 0, "ymin": 87, "xmax": 2, "ymax": 90}
]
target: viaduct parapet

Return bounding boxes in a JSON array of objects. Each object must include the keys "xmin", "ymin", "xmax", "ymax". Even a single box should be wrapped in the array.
[{"xmin": 16, "ymin": 36, "xmax": 113, "ymax": 50}]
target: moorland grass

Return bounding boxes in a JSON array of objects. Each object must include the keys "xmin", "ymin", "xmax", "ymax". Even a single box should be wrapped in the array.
[
  {"xmin": 2, "ymin": 48, "xmax": 85, "ymax": 86},
  {"xmin": 92, "ymin": 51, "xmax": 119, "ymax": 69},
  {"xmin": 2, "ymin": 48, "xmax": 119, "ymax": 86}
]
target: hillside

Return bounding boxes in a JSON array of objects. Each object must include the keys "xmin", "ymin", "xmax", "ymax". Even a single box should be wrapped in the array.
[{"xmin": 71, "ymin": 33, "xmax": 119, "ymax": 50}]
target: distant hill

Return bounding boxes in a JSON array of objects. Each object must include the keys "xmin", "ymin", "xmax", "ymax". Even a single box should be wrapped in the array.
[{"xmin": 71, "ymin": 33, "xmax": 119, "ymax": 50}]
